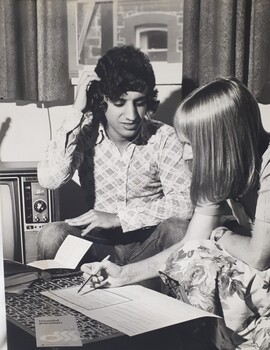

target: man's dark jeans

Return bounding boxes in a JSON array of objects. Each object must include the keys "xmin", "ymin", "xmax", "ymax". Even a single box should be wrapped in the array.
[{"xmin": 37, "ymin": 217, "xmax": 189, "ymax": 290}]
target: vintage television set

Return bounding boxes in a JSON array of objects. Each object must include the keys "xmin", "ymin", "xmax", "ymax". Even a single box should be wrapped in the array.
[{"xmin": 0, "ymin": 162, "xmax": 58, "ymax": 264}]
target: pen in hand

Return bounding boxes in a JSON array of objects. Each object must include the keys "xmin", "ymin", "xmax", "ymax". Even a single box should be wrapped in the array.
[{"xmin": 77, "ymin": 255, "xmax": 110, "ymax": 294}]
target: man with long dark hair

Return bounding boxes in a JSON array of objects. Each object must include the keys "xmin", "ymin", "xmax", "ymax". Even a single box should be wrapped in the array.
[{"xmin": 37, "ymin": 45, "xmax": 192, "ymax": 275}]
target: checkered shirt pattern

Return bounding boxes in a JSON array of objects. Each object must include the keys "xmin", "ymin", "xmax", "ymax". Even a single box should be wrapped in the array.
[{"xmin": 38, "ymin": 108, "xmax": 193, "ymax": 232}]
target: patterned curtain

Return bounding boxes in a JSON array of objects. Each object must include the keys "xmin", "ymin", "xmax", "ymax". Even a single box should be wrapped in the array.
[
  {"xmin": 0, "ymin": 0, "xmax": 70, "ymax": 101},
  {"xmin": 182, "ymin": 0, "xmax": 270, "ymax": 103}
]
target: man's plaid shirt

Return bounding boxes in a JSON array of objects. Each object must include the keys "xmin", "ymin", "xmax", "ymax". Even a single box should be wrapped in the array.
[{"xmin": 38, "ymin": 108, "xmax": 193, "ymax": 232}]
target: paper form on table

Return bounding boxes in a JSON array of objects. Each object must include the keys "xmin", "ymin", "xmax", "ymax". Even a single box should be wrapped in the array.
[{"xmin": 42, "ymin": 284, "xmax": 220, "ymax": 336}]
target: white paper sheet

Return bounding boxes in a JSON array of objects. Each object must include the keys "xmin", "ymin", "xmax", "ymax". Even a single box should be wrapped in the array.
[
  {"xmin": 28, "ymin": 235, "xmax": 92, "ymax": 270},
  {"xmin": 43, "ymin": 286, "xmax": 131, "ymax": 310},
  {"xmin": 42, "ymin": 285, "xmax": 220, "ymax": 336}
]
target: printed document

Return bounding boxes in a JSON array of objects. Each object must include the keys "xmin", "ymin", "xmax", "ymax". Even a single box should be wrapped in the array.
[
  {"xmin": 42, "ymin": 285, "xmax": 220, "ymax": 336},
  {"xmin": 28, "ymin": 235, "xmax": 92, "ymax": 270},
  {"xmin": 35, "ymin": 315, "xmax": 82, "ymax": 347}
]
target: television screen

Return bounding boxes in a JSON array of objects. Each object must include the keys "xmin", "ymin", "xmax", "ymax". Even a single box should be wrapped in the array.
[{"xmin": 0, "ymin": 180, "xmax": 21, "ymax": 262}]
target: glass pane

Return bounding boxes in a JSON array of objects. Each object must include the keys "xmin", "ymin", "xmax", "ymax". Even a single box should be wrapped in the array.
[
  {"xmin": 77, "ymin": 0, "xmax": 183, "ymax": 65},
  {"xmin": 78, "ymin": 2, "xmax": 113, "ymax": 65},
  {"xmin": 0, "ymin": 184, "xmax": 15, "ymax": 260},
  {"xmin": 146, "ymin": 31, "xmax": 167, "ymax": 50}
]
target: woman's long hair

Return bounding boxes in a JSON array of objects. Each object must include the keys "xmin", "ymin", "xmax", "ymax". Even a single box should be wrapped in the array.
[{"xmin": 174, "ymin": 78, "xmax": 268, "ymax": 205}]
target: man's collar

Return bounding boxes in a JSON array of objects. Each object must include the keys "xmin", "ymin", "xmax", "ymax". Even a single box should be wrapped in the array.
[
  {"xmin": 96, "ymin": 123, "xmax": 106, "ymax": 144},
  {"xmin": 96, "ymin": 119, "xmax": 159, "ymax": 146}
]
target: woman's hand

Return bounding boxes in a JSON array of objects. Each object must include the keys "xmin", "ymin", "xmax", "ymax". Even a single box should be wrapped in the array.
[
  {"xmin": 80, "ymin": 261, "xmax": 124, "ymax": 289},
  {"xmin": 65, "ymin": 210, "xmax": 121, "ymax": 236},
  {"xmin": 73, "ymin": 70, "xmax": 100, "ymax": 112}
]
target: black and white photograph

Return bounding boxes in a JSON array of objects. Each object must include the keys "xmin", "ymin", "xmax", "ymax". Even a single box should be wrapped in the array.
[{"xmin": 1, "ymin": 0, "xmax": 270, "ymax": 349}]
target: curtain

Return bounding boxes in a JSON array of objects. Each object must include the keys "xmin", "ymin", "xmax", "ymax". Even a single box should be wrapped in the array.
[
  {"xmin": 182, "ymin": 0, "xmax": 270, "ymax": 103},
  {"xmin": 0, "ymin": 0, "xmax": 70, "ymax": 101}
]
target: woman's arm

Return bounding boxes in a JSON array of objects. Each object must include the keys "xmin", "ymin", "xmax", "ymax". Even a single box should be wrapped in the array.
[
  {"xmin": 81, "ymin": 208, "xmax": 223, "ymax": 287},
  {"xmin": 123, "ymin": 211, "xmax": 222, "ymax": 283},
  {"xmin": 218, "ymin": 149, "xmax": 270, "ymax": 270},
  {"xmin": 218, "ymin": 219, "xmax": 270, "ymax": 270},
  {"xmin": 81, "ymin": 240, "xmax": 185, "ymax": 288}
]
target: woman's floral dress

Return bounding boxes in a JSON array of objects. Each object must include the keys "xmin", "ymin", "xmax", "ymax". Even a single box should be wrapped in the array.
[
  {"xmin": 159, "ymin": 146, "xmax": 270, "ymax": 349},
  {"xmin": 160, "ymin": 239, "xmax": 270, "ymax": 349}
]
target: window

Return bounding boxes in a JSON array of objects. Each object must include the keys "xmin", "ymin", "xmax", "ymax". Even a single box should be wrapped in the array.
[
  {"xmin": 136, "ymin": 27, "xmax": 168, "ymax": 62},
  {"xmin": 67, "ymin": 0, "xmax": 184, "ymax": 85}
]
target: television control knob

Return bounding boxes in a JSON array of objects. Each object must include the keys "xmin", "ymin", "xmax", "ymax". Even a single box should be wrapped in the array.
[
  {"xmin": 34, "ymin": 216, "xmax": 40, "ymax": 222},
  {"xmin": 42, "ymin": 215, "xmax": 48, "ymax": 222},
  {"xmin": 34, "ymin": 200, "xmax": 47, "ymax": 213}
]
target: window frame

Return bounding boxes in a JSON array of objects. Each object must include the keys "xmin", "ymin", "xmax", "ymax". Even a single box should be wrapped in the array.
[{"xmin": 136, "ymin": 26, "xmax": 168, "ymax": 59}]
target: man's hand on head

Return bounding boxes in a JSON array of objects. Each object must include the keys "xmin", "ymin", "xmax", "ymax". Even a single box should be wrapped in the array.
[
  {"xmin": 73, "ymin": 70, "xmax": 100, "ymax": 113},
  {"xmin": 65, "ymin": 210, "xmax": 120, "ymax": 236}
]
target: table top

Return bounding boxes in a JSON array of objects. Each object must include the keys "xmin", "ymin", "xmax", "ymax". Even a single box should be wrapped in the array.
[
  {"xmin": 5, "ymin": 268, "xmax": 216, "ymax": 350},
  {"xmin": 5, "ymin": 272, "xmax": 122, "ymax": 345}
]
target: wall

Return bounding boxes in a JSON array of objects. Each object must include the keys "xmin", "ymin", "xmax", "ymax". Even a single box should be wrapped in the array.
[
  {"xmin": 0, "ymin": 88, "xmax": 269, "ymax": 163},
  {"xmin": 0, "ymin": 102, "xmax": 50, "ymax": 162},
  {"xmin": 0, "ymin": 85, "xmax": 181, "ymax": 162}
]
